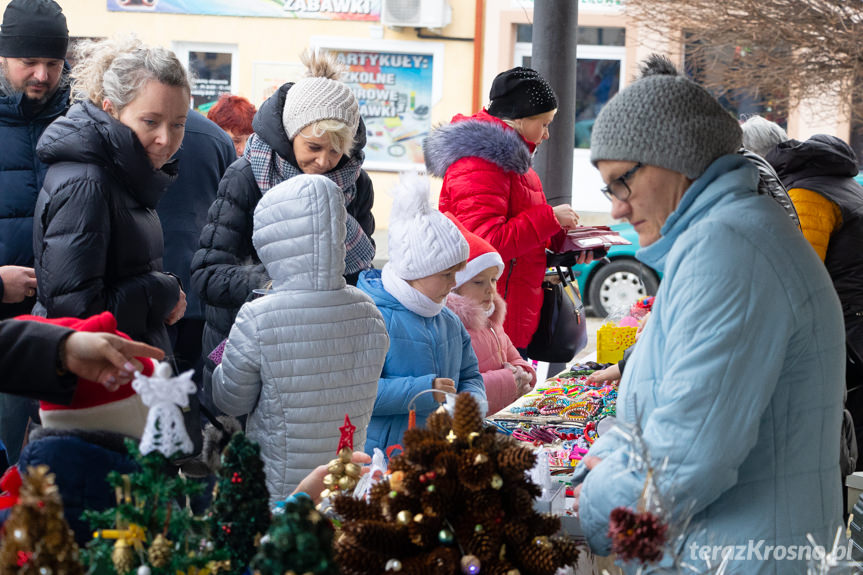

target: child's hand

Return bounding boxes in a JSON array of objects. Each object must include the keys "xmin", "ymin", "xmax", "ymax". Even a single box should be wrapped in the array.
[
  {"xmin": 503, "ymin": 362, "xmax": 517, "ymax": 375},
  {"xmin": 432, "ymin": 377, "xmax": 456, "ymax": 403}
]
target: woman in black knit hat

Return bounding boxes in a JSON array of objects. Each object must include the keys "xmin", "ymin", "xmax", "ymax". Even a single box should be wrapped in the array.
[{"xmin": 423, "ymin": 67, "xmax": 587, "ymax": 354}]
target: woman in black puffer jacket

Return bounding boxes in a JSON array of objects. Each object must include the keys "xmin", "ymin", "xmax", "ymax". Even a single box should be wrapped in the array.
[{"xmin": 33, "ymin": 36, "xmax": 191, "ymax": 353}]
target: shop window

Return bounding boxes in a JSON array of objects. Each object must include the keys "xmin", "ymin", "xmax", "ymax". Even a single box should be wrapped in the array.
[
  {"xmin": 514, "ymin": 26, "xmax": 624, "ymax": 149},
  {"xmin": 173, "ymin": 42, "xmax": 239, "ymax": 113}
]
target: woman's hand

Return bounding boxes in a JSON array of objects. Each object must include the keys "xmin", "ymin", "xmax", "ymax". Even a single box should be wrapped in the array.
[
  {"xmin": 432, "ymin": 377, "xmax": 457, "ymax": 403},
  {"xmin": 552, "ymin": 204, "xmax": 580, "ymax": 231},
  {"xmin": 63, "ymin": 332, "xmax": 166, "ymax": 391},
  {"xmin": 587, "ymin": 363, "xmax": 621, "ymax": 385},
  {"xmin": 165, "ymin": 288, "xmax": 187, "ymax": 326},
  {"xmin": 292, "ymin": 451, "xmax": 372, "ymax": 503}
]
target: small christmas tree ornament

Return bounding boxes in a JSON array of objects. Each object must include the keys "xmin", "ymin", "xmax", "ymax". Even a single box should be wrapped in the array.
[
  {"xmin": 208, "ymin": 431, "xmax": 270, "ymax": 574},
  {"xmin": 319, "ymin": 415, "xmax": 361, "ymax": 503},
  {"xmin": 112, "ymin": 539, "xmax": 136, "ymax": 574},
  {"xmin": 250, "ymin": 493, "xmax": 337, "ymax": 575},
  {"xmin": 132, "ymin": 361, "xmax": 197, "ymax": 458}
]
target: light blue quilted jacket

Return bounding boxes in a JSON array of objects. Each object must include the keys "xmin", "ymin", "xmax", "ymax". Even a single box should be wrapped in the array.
[{"xmin": 576, "ymin": 155, "xmax": 845, "ymax": 574}]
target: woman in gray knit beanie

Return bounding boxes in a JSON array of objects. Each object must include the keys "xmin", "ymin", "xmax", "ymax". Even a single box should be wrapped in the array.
[{"xmin": 573, "ymin": 55, "xmax": 846, "ymax": 573}]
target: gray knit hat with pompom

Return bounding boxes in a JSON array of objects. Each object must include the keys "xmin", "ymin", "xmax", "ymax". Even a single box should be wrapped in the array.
[{"xmin": 590, "ymin": 54, "xmax": 742, "ymax": 180}]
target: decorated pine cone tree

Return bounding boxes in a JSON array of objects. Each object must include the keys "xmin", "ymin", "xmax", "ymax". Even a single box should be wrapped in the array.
[
  {"xmin": 208, "ymin": 431, "xmax": 271, "ymax": 573},
  {"xmin": 0, "ymin": 465, "xmax": 83, "ymax": 575},
  {"xmin": 332, "ymin": 393, "xmax": 580, "ymax": 575}
]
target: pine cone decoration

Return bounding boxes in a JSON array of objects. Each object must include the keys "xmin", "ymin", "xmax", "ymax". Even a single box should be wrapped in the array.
[
  {"xmin": 534, "ymin": 513, "xmax": 562, "ymax": 536},
  {"xmin": 111, "ymin": 539, "xmax": 136, "ymax": 574},
  {"xmin": 147, "ymin": 533, "xmax": 173, "ymax": 567},
  {"xmin": 607, "ymin": 507, "xmax": 668, "ymax": 565},
  {"xmin": 550, "ymin": 535, "xmax": 581, "ymax": 567},
  {"xmin": 453, "ymin": 393, "xmax": 482, "ymax": 439},
  {"xmin": 458, "ymin": 449, "xmax": 494, "ymax": 491},
  {"xmin": 514, "ymin": 537, "xmax": 557, "ymax": 575},
  {"xmin": 465, "ymin": 532, "xmax": 496, "ymax": 562},
  {"xmin": 333, "ymin": 494, "xmax": 384, "ymax": 522},
  {"xmin": 497, "ymin": 445, "xmax": 536, "ymax": 474},
  {"xmin": 425, "ymin": 409, "xmax": 453, "ymax": 438},
  {"xmin": 502, "ymin": 521, "xmax": 529, "ymax": 545}
]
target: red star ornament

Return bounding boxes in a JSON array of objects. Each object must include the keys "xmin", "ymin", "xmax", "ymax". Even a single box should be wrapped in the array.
[{"xmin": 337, "ymin": 414, "xmax": 356, "ymax": 452}]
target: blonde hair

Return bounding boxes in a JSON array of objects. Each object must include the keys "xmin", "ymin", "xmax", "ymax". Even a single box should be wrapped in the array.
[
  {"xmin": 71, "ymin": 35, "xmax": 191, "ymax": 112},
  {"xmin": 299, "ymin": 118, "xmax": 355, "ymax": 157}
]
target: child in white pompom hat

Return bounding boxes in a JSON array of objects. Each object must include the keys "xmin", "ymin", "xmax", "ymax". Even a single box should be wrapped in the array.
[{"xmin": 357, "ymin": 172, "xmax": 486, "ymax": 454}]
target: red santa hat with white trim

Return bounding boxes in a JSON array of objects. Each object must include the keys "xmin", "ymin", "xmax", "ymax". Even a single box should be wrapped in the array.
[
  {"xmin": 16, "ymin": 311, "xmax": 155, "ymax": 439},
  {"xmin": 444, "ymin": 213, "xmax": 505, "ymax": 289}
]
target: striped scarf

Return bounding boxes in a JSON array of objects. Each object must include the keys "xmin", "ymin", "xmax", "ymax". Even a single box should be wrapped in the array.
[{"xmin": 244, "ymin": 132, "xmax": 375, "ymax": 274}]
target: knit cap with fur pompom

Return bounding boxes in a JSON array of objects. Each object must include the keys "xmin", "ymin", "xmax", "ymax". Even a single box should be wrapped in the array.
[
  {"xmin": 282, "ymin": 49, "xmax": 360, "ymax": 141},
  {"xmin": 387, "ymin": 172, "xmax": 469, "ymax": 281}
]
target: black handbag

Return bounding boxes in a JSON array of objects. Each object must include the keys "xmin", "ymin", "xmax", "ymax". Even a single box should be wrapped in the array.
[{"xmin": 526, "ymin": 266, "xmax": 588, "ymax": 363}]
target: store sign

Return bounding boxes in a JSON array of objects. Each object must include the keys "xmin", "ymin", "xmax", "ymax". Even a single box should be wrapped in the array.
[
  {"xmin": 329, "ymin": 48, "xmax": 435, "ymax": 170},
  {"xmin": 107, "ymin": 0, "xmax": 381, "ymax": 20}
]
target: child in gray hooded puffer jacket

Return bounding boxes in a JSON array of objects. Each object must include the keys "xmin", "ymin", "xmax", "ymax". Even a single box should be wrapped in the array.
[{"xmin": 212, "ymin": 174, "xmax": 389, "ymax": 504}]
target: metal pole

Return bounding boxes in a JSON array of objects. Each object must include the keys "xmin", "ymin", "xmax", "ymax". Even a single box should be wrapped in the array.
[{"xmin": 531, "ymin": 0, "xmax": 578, "ymax": 207}]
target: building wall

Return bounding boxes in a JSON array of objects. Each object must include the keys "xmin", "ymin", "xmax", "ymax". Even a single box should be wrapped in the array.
[{"xmin": 8, "ymin": 0, "xmax": 481, "ymax": 252}]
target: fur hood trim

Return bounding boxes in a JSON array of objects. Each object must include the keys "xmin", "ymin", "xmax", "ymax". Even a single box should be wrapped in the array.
[
  {"xmin": 446, "ymin": 292, "xmax": 506, "ymax": 331},
  {"xmin": 424, "ymin": 112, "xmax": 532, "ymax": 177}
]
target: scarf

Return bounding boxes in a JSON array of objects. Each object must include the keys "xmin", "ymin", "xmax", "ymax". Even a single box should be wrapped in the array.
[
  {"xmin": 244, "ymin": 132, "xmax": 375, "ymax": 275},
  {"xmin": 382, "ymin": 263, "xmax": 446, "ymax": 318}
]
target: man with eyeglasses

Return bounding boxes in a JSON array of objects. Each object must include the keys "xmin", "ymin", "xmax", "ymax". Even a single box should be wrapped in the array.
[{"xmin": 573, "ymin": 54, "xmax": 845, "ymax": 573}]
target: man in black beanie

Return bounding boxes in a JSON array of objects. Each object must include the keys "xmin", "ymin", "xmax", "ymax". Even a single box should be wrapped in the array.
[{"xmin": 0, "ymin": 0, "xmax": 71, "ymax": 464}]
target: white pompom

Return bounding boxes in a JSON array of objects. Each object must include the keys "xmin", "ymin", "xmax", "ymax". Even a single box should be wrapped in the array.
[
  {"xmin": 389, "ymin": 171, "xmax": 431, "ymax": 221},
  {"xmin": 137, "ymin": 566, "xmax": 152, "ymax": 575}
]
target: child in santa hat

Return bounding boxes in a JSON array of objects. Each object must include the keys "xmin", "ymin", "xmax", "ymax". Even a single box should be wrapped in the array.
[
  {"xmin": 9, "ymin": 311, "xmax": 156, "ymax": 545},
  {"xmin": 357, "ymin": 173, "xmax": 486, "ymax": 454},
  {"xmin": 445, "ymin": 215, "xmax": 536, "ymax": 415}
]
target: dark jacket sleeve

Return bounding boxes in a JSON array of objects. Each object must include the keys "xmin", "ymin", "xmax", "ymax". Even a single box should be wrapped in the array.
[
  {"xmin": 0, "ymin": 319, "xmax": 76, "ymax": 403},
  {"xmin": 36, "ymin": 177, "xmax": 178, "ymax": 335},
  {"xmin": 349, "ymin": 169, "xmax": 376, "ymax": 247},
  {"xmin": 191, "ymin": 160, "xmax": 269, "ymax": 309}
]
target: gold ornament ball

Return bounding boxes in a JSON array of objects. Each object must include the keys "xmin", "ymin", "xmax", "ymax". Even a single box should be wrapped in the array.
[
  {"xmin": 338, "ymin": 447, "xmax": 353, "ymax": 463},
  {"xmin": 323, "ymin": 473, "xmax": 336, "ymax": 487},
  {"xmin": 344, "ymin": 462, "xmax": 361, "ymax": 477},
  {"xmin": 327, "ymin": 460, "xmax": 345, "ymax": 475},
  {"xmin": 490, "ymin": 474, "xmax": 503, "ymax": 489},
  {"xmin": 338, "ymin": 475, "xmax": 358, "ymax": 491},
  {"xmin": 396, "ymin": 510, "xmax": 412, "ymax": 524}
]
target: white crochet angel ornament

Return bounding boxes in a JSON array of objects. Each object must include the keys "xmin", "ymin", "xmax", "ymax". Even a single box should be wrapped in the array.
[{"xmin": 132, "ymin": 361, "xmax": 197, "ymax": 458}]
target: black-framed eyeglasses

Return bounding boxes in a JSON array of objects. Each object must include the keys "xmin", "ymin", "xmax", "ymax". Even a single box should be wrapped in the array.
[{"xmin": 600, "ymin": 162, "xmax": 643, "ymax": 202}]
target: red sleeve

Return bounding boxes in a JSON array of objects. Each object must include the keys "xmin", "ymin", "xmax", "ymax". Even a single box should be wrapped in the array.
[{"xmin": 444, "ymin": 159, "xmax": 560, "ymax": 261}]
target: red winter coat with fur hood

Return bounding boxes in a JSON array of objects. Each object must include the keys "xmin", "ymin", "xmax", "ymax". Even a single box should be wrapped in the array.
[
  {"xmin": 424, "ymin": 109, "xmax": 565, "ymax": 347},
  {"xmin": 446, "ymin": 292, "xmax": 536, "ymax": 415}
]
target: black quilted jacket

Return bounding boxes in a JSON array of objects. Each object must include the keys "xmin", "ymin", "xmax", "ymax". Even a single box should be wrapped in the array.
[{"xmin": 32, "ymin": 100, "xmax": 181, "ymax": 352}]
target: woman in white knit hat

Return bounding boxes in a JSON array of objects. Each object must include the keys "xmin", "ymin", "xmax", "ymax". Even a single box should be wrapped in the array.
[
  {"xmin": 357, "ymin": 173, "xmax": 486, "ymax": 454},
  {"xmin": 191, "ymin": 49, "xmax": 376, "ymax": 418}
]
